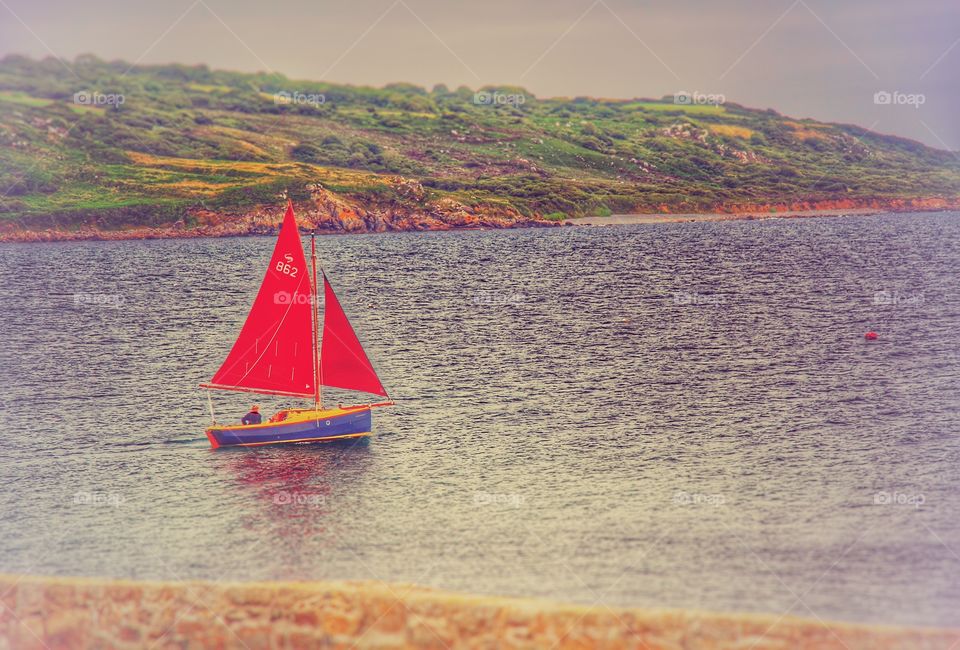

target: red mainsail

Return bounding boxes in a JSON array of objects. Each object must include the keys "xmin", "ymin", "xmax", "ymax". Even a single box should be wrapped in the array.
[
  {"xmin": 320, "ymin": 274, "xmax": 388, "ymax": 397},
  {"xmin": 207, "ymin": 204, "xmax": 316, "ymax": 397}
]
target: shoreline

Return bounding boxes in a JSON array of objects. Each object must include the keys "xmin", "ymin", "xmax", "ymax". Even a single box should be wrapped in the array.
[
  {"xmin": 1, "ymin": 574, "xmax": 957, "ymax": 648},
  {"xmin": 0, "ymin": 203, "xmax": 957, "ymax": 244}
]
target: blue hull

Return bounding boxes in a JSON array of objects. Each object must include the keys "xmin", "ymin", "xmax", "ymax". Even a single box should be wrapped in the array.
[{"xmin": 206, "ymin": 408, "xmax": 371, "ymax": 448}]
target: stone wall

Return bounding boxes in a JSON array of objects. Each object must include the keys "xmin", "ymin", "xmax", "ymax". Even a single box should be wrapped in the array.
[{"xmin": 0, "ymin": 574, "xmax": 956, "ymax": 649}]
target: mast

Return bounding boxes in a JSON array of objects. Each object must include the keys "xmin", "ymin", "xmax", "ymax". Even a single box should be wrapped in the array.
[{"xmin": 310, "ymin": 229, "xmax": 322, "ymax": 411}]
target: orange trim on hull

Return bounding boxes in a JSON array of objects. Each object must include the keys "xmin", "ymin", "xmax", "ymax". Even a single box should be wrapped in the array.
[{"xmin": 220, "ymin": 431, "xmax": 371, "ymax": 448}]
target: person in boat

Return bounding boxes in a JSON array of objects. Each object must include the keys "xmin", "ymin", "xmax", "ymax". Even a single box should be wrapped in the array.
[{"xmin": 241, "ymin": 405, "xmax": 262, "ymax": 426}]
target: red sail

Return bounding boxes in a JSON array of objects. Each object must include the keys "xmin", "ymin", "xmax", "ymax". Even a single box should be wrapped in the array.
[
  {"xmin": 208, "ymin": 204, "xmax": 316, "ymax": 397},
  {"xmin": 320, "ymin": 274, "xmax": 387, "ymax": 397}
]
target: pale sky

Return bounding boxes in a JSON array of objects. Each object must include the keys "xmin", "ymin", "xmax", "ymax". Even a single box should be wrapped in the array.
[{"xmin": 1, "ymin": 0, "xmax": 957, "ymax": 149}]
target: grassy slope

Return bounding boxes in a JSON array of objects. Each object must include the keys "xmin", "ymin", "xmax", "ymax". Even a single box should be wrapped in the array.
[{"xmin": 0, "ymin": 54, "xmax": 958, "ymax": 231}]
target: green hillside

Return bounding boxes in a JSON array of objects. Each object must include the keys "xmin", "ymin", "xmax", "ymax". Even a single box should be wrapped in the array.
[{"xmin": 0, "ymin": 54, "xmax": 958, "ymax": 233}]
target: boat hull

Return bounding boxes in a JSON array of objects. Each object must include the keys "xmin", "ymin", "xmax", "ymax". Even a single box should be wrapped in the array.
[{"xmin": 205, "ymin": 407, "xmax": 372, "ymax": 449}]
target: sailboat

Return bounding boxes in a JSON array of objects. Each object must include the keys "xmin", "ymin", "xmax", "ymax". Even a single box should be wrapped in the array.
[{"xmin": 200, "ymin": 201, "xmax": 392, "ymax": 449}]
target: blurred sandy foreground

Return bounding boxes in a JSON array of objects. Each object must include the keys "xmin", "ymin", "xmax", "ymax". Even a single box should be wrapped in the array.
[{"xmin": 0, "ymin": 574, "xmax": 956, "ymax": 649}]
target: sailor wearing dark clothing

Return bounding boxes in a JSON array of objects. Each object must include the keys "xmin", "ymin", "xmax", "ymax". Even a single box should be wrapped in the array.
[{"xmin": 242, "ymin": 405, "xmax": 262, "ymax": 425}]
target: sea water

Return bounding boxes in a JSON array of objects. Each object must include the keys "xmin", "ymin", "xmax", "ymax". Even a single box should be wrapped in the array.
[{"xmin": 0, "ymin": 212, "xmax": 958, "ymax": 626}]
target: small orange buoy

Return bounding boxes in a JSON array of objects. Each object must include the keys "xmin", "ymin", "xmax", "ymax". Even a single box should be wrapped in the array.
[{"xmin": 865, "ymin": 331, "xmax": 878, "ymax": 340}]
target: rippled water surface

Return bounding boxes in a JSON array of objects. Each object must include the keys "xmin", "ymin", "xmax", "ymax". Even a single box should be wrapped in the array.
[{"xmin": 1, "ymin": 212, "xmax": 959, "ymax": 627}]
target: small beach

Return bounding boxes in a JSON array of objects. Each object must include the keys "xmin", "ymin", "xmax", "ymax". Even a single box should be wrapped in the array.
[
  {"xmin": 3, "ymin": 574, "xmax": 958, "ymax": 649},
  {"xmin": 567, "ymin": 207, "xmax": 885, "ymax": 226}
]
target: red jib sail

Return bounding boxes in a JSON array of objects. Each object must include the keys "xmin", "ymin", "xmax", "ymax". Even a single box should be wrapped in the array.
[
  {"xmin": 207, "ymin": 204, "xmax": 316, "ymax": 397},
  {"xmin": 320, "ymin": 274, "xmax": 387, "ymax": 397}
]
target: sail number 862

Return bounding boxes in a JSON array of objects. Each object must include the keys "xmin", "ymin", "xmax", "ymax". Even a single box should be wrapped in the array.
[{"xmin": 275, "ymin": 261, "xmax": 299, "ymax": 278}]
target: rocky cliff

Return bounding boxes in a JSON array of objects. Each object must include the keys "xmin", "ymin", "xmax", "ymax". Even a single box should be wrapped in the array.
[{"xmin": 1, "ymin": 194, "xmax": 955, "ymax": 243}]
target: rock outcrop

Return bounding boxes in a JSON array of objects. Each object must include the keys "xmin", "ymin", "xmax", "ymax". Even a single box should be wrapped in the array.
[
  {"xmin": 0, "ymin": 186, "xmax": 552, "ymax": 243},
  {"xmin": 0, "ymin": 195, "xmax": 957, "ymax": 243}
]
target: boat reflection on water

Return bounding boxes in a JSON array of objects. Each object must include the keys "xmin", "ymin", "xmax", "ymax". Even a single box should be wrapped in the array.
[{"xmin": 214, "ymin": 439, "xmax": 373, "ymax": 542}]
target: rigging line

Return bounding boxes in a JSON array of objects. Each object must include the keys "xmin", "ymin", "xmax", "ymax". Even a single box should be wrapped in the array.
[{"xmin": 206, "ymin": 389, "xmax": 217, "ymax": 424}]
